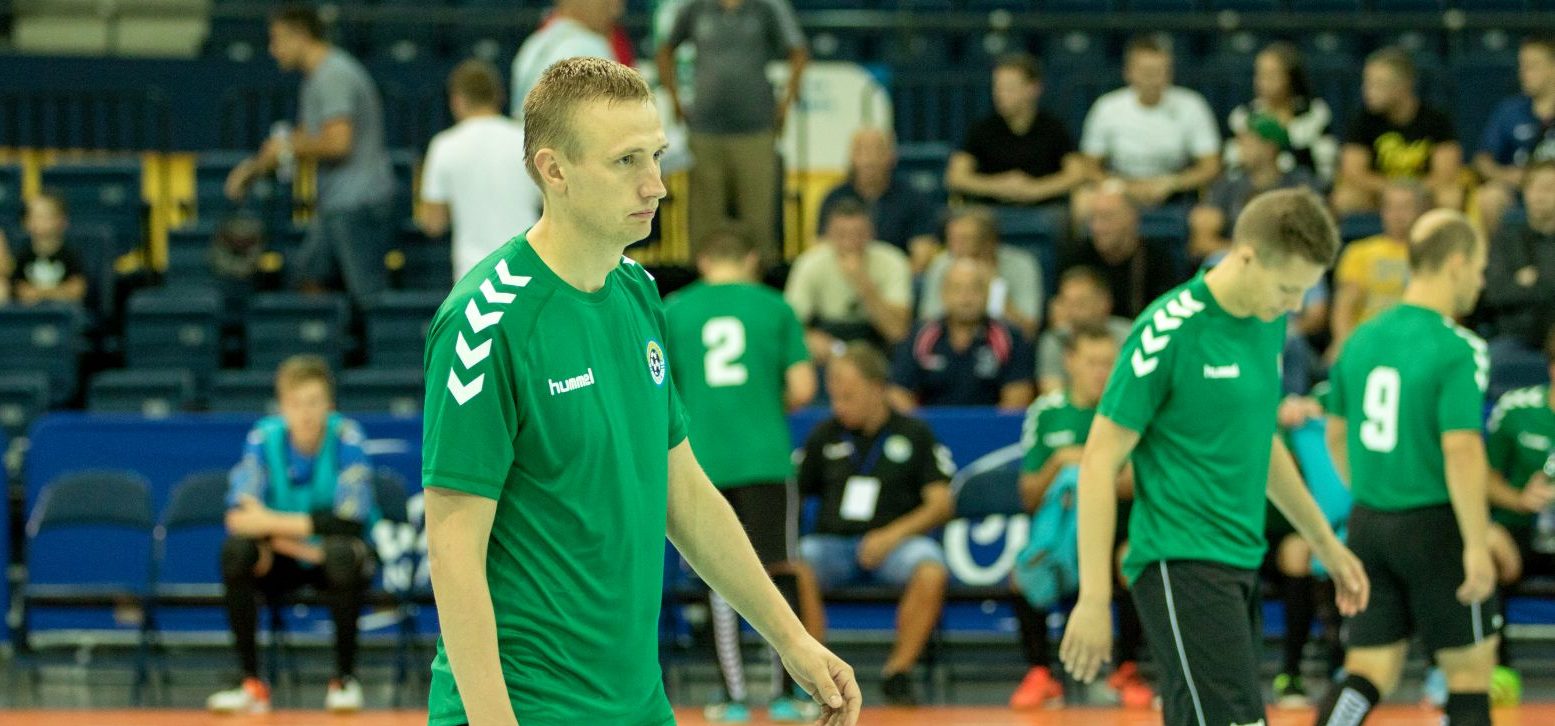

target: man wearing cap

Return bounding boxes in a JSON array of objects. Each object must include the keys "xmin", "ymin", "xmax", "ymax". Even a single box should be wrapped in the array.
[{"xmin": 1189, "ymin": 112, "xmax": 1317, "ymax": 262}]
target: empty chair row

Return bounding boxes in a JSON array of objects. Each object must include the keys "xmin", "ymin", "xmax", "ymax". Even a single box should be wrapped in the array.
[{"xmin": 87, "ymin": 366, "xmax": 425, "ymax": 418}]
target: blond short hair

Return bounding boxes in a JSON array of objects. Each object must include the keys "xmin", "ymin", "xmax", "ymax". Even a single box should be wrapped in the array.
[
  {"xmin": 522, "ymin": 57, "xmax": 652, "ymax": 186},
  {"xmin": 275, "ymin": 354, "xmax": 334, "ymax": 396}
]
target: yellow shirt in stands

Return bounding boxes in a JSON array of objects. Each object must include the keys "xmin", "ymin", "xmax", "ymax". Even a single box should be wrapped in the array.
[{"xmin": 1335, "ymin": 235, "xmax": 1410, "ymax": 329}]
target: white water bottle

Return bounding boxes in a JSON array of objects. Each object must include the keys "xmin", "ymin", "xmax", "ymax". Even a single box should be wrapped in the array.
[
  {"xmin": 1535, "ymin": 451, "xmax": 1555, "ymax": 554},
  {"xmin": 270, "ymin": 121, "xmax": 295, "ymax": 183}
]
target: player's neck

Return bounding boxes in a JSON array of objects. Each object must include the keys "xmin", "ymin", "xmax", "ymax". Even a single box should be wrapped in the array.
[
  {"xmin": 1401, "ymin": 280, "xmax": 1455, "ymax": 318},
  {"xmin": 700, "ymin": 264, "xmax": 752, "ymax": 285},
  {"xmin": 1385, "ymin": 97, "xmax": 1418, "ymax": 126},
  {"xmin": 1068, "ymin": 388, "xmax": 1099, "ymax": 410},
  {"xmin": 855, "ymin": 406, "xmax": 891, "ymax": 436},
  {"xmin": 1202, "ymin": 261, "xmax": 1255, "ymax": 318},
  {"xmin": 525, "ymin": 216, "xmax": 622, "ymax": 293},
  {"xmin": 946, "ymin": 317, "xmax": 982, "ymax": 347}
]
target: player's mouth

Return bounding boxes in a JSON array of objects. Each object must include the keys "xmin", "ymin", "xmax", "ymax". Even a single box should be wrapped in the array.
[{"xmin": 630, "ymin": 208, "xmax": 657, "ymax": 220}]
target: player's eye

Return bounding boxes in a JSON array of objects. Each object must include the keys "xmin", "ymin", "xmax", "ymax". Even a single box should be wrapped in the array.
[
  {"xmin": 617, "ymin": 154, "xmax": 635, "ymax": 167},
  {"xmin": 652, "ymin": 149, "xmax": 665, "ymax": 162}
]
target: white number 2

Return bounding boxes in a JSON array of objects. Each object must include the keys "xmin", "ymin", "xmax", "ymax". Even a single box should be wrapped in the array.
[
  {"xmin": 1359, "ymin": 366, "xmax": 1401, "ymax": 453},
  {"xmin": 703, "ymin": 317, "xmax": 748, "ymax": 387}
]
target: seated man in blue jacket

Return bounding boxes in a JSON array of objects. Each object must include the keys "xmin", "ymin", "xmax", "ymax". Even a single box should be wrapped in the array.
[{"xmin": 207, "ymin": 354, "xmax": 376, "ymax": 715}]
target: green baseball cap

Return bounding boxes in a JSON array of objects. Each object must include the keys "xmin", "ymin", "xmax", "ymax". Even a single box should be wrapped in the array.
[{"xmin": 1244, "ymin": 112, "xmax": 1290, "ymax": 151}]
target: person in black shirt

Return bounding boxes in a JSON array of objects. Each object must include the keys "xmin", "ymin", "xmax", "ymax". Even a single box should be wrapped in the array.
[
  {"xmin": 10, "ymin": 191, "xmax": 87, "ymax": 306},
  {"xmin": 1482, "ymin": 160, "xmax": 1555, "ymax": 354},
  {"xmin": 945, "ymin": 53, "xmax": 1083, "ymax": 207},
  {"xmin": 1332, "ymin": 47, "xmax": 1463, "ymax": 215},
  {"xmin": 798, "ymin": 342, "xmax": 955, "ymax": 707},
  {"xmin": 817, "ymin": 128, "xmax": 943, "ymax": 273},
  {"xmin": 1062, "ymin": 184, "xmax": 1185, "ymax": 318}
]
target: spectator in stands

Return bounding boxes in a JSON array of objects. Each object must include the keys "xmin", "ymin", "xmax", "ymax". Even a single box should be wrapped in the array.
[
  {"xmin": 511, "ymin": 0, "xmax": 623, "ymax": 119},
  {"xmin": 785, "ymin": 199, "xmax": 912, "ymax": 365},
  {"xmin": 944, "ymin": 53, "xmax": 1083, "ymax": 208},
  {"xmin": 8, "ymin": 191, "xmax": 86, "ymax": 307},
  {"xmin": 1329, "ymin": 180, "xmax": 1429, "ymax": 358},
  {"xmin": 1010, "ymin": 324, "xmax": 1153, "ymax": 711},
  {"xmin": 1332, "ymin": 47, "xmax": 1462, "ymax": 215},
  {"xmin": 1224, "ymin": 42, "xmax": 1337, "ymax": 185},
  {"xmin": 207, "ymin": 355, "xmax": 376, "ymax": 715},
  {"xmin": 1190, "ymin": 113, "xmax": 1318, "ymax": 263},
  {"xmin": 1036, "ymin": 266, "xmax": 1133, "ymax": 395},
  {"xmin": 889, "ymin": 259, "xmax": 1035, "ymax": 410},
  {"xmin": 1062, "ymin": 183, "xmax": 1183, "ymax": 319},
  {"xmin": 1482, "ymin": 161, "xmax": 1555, "ymax": 359},
  {"xmin": 419, "ymin": 59, "xmax": 540, "ymax": 282},
  {"xmin": 1077, "ymin": 36, "xmax": 1221, "ymax": 211},
  {"xmin": 1485, "ymin": 325, "xmax": 1555, "ymax": 692},
  {"xmin": 226, "ymin": 4, "xmax": 395, "ymax": 308},
  {"xmin": 917, "ymin": 206, "xmax": 1043, "ymax": 337},
  {"xmin": 819, "ymin": 128, "xmax": 942, "ymax": 274},
  {"xmin": 657, "ymin": 0, "xmax": 808, "ymax": 262},
  {"xmin": 798, "ymin": 342, "xmax": 955, "ymax": 707},
  {"xmin": 1476, "ymin": 36, "xmax": 1555, "ymax": 239}
]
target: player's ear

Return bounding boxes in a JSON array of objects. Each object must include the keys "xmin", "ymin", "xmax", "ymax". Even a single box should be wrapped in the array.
[{"xmin": 533, "ymin": 148, "xmax": 567, "ymax": 193}]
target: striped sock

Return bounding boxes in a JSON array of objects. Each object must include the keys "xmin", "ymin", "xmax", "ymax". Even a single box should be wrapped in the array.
[
  {"xmin": 710, "ymin": 592, "xmax": 747, "ymax": 703},
  {"xmin": 1315, "ymin": 674, "xmax": 1380, "ymax": 726}
]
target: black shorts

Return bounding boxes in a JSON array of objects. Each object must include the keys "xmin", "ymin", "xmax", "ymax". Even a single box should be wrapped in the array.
[
  {"xmin": 1132, "ymin": 560, "xmax": 1266, "ymax": 726},
  {"xmin": 1506, "ymin": 524, "xmax": 1555, "ymax": 580},
  {"xmin": 719, "ymin": 481, "xmax": 795, "ymax": 566},
  {"xmin": 1345, "ymin": 504, "xmax": 1501, "ymax": 652}
]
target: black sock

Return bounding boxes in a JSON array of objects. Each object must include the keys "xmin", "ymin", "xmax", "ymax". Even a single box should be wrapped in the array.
[
  {"xmin": 1444, "ymin": 692, "xmax": 1491, "ymax": 726},
  {"xmin": 1011, "ymin": 596, "xmax": 1050, "ymax": 668},
  {"xmin": 1282, "ymin": 575, "xmax": 1316, "ymax": 676},
  {"xmin": 1315, "ymin": 674, "xmax": 1380, "ymax": 726}
]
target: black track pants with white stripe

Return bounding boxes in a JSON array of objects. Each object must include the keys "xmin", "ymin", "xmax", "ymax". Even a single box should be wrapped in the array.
[{"xmin": 1132, "ymin": 560, "xmax": 1267, "ymax": 726}]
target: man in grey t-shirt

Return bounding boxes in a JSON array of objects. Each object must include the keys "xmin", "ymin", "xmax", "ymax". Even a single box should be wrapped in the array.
[
  {"xmin": 656, "ymin": 0, "xmax": 807, "ymax": 261},
  {"xmin": 226, "ymin": 4, "xmax": 395, "ymax": 307}
]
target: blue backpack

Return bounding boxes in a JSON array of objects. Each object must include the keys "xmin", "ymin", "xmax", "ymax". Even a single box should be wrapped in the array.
[
  {"xmin": 1014, "ymin": 465, "xmax": 1081, "ymax": 610},
  {"xmin": 1287, "ymin": 418, "xmax": 1352, "ymax": 578}
]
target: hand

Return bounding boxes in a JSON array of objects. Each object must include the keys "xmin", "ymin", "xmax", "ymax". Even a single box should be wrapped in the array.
[
  {"xmin": 1051, "ymin": 446, "xmax": 1084, "ymax": 469},
  {"xmin": 227, "ymin": 494, "xmax": 272, "ymax": 538},
  {"xmin": 1126, "ymin": 177, "xmax": 1173, "ymax": 207},
  {"xmin": 1519, "ymin": 476, "xmax": 1555, "ymax": 514},
  {"xmin": 1276, "ymin": 395, "xmax": 1323, "ymax": 430},
  {"xmin": 258, "ymin": 136, "xmax": 286, "ymax": 166},
  {"xmin": 15, "ymin": 284, "xmax": 40, "ymax": 305},
  {"xmin": 857, "ymin": 529, "xmax": 898, "ymax": 570},
  {"xmin": 270, "ymin": 536, "xmax": 324, "ymax": 565},
  {"xmin": 776, "ymin": 635, "xmax": 861, "ymax": 726},
  {"xmin": 835, "ymin": 251, "xmax": 866, "ymax": 286},
  {"xmin": 1059, "ymin": 598, "xmax": 1113, "ymax": 683},
  {"xmin": 224, "ymin": 160, "xmax": 255, "ymax": 202},
  {"xmin": 1459, "ymin": 545, "xmax": 1496, "ymax": 606},
  {"xmin": 1314, "ymin": 537, "xmax": 1370, "ymax": 616},
  {"xmin": 804, "ymin": 329, "xmax": 837, "ymax": 367},
  {"xmin": 1515, "ymin": 265, "xmax": 1539, "ymax": 288}
]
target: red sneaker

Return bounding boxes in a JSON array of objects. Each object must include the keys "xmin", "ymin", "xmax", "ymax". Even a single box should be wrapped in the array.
[
  {"xmin": 1108, "ymin": 661, "xmax": 1155, "ymax": 709},
  {"xmin": 1010, "ymin": 666, "xmax": 1064, "ymax": 709}
]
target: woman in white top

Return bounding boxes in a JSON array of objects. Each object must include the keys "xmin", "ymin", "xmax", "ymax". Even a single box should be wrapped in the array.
[{"xmin": 1224, "ymin": 42, "xmax": 1339, "ymax": 186}]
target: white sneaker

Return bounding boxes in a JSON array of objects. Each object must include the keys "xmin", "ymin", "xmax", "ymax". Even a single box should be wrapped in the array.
[
  {"xmin": 207, "ymin": 677, "xmax": 271, "ymax": 714},
  {"xmin": 325, "ymin": 676, "xmax": 364, "ymax": 713}
]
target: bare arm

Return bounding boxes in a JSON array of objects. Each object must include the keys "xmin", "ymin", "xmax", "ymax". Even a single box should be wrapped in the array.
[
  {"xmin": 885, "ymin": 483, "xmax": 953, "ymax": 539},
  {"xmin": 780, "ymin": 47, "xmax": 808, "ymax": 118},
  {"xmin": 1326, "ymin": 415, "xmax": 1351, "ymax": 485},
  {"xmin": 1473, "ymin": 151, "xmax": 1523, "ymax": 187},
  {"xmin": 1018, "ymin": 446, "xmax": 1083, "ymax": 512},
  {"xmin": 784, "ymin": 361, "xmax": 818, "ymax": 411},
  {"xmin": 998, "ymin": 381, "xmax": 1036, "ymax": 411},
  {"xmin": 26, "ymin": 275, "xmax": 87, "ymax": 303},
  {"xmin": 1444, "ymin": 430, "xmax": 1492, "ymax": 553},
  {"xmin": 418, "ymin": 201, "xmax": 451, "ymax": 238},
  {"xmin": 853, "ymin": 278, "xmax": 911, "ymax": 343},
  {"xmin": 1077, "ymin": 154, "xmax": 1108, "ymax": 184},
  {"xmin": 1266, "ymin": 436, "xmax": 1343, "ymax": 550},
  {"xmin": 1488, "ymin": 469, "xmax": 1525, "ymax": 512},
  {"xmin": 425, "ymin": 486, "xmax": 516, "ymax": 726},
  {"xmin": 885, "ymin": 386, "xmax": 918, "ymax": 414},
  {"xmin": 1172, "ymin": 154, "xmax": 1222, "ymax": 194},
  {"xmin": 1073, "ymin": 415, "xmax": 1138, "ymax": 607},
  {"xmin": 1338, "ymin": 145, "xmax": 1386, "ymax": 197},
  {"xmin": 655, "ymin": 44, "xmax": 683, "ymax": 121},
  {"xmin": 1428, "ymin": 142, "xmax": 1464, "ymax": 193},
  {"xmin": 293, "ymin": 118, "xmax": 354, "ymax": 161}
]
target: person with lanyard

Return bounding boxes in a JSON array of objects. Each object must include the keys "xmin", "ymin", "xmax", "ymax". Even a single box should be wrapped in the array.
[
  {"xmin": 207, "ymin": 355, "xmax": 378, "ymax": 715},
  {"xmin": 797, "ymin": 342, "xmax": 956, "ymax": 707},
  {"xmin": 1058, "ymin": 188, "xmax": 1368, "ymax": 726}
]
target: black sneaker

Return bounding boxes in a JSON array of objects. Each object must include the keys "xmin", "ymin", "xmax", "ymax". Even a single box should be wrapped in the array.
[{"xmin": 881, "ymin": 672, "xmax": 918, "ymax": 707}]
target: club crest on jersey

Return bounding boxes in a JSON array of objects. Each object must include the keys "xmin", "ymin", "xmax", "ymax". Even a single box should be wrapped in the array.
[
  {"xmin": 885, "ymin": 435, "xmax": 913, "ymax": 463},
  {"xmin": 646, "ymin": 339, "xmax": 667, "ymax": 385}
]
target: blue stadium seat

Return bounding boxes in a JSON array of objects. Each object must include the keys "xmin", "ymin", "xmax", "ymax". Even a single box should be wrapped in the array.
[
  {"xmin": 1489, "ymin": 356, "xmax": 1551, "ymax": 403},
  {"xmin": 0, "ymin": 305, "xmax": 84, "ymax": 405},
  {"xmin": 364, "ymin": 290, "xmax": 445, "ymax": 368},
  {"xmin": 1374, "ymin": 0, "xmax": 1444, "ymax": 9},
  {"xmin": 893, "ymin": 142, "xmax": 954, "ymax": 205},
  {"xmin": 367, "ymin": 0, "xmax": 439, "ymax": 63},
  {"xmin": 207, "ymin": 369, "xmax": 276, "ymax": 413},
  {"xmin": 962, "ymin": 32, "xmax": 1031, "ymax": 69},
  {"xmin": 1288, "ymin": 0, "xmax": 1361, "ymax": 9},
  {"xmin": 1130, "ymin": 0, "xmax": 1199, "ymax": 11},
  {"xmin": 1208, "ymin": 0, "xmax": 1282, "ymax": 9},
  {"xmin": 203, "ymin": 17, "xmax": 267, "ymax": 62},
  {"xmin": 337, "ymin": 367, "xmax": 424, "ymax": 417},
  {"xmin": 194, "ymin": 150, "xmax": 292, "ymax": 229},
  {"xmin": 0, "ymin": 372, "xmax": 49, "ymax": 440},
  {"xmin": 994, "ymin": 207, "xmax": 1064, "ymax": 299},
  {"xmin": 391, "ymin": 226, "xmax": 454, "ymax": 292},
  {"xmin": 20, "ymin": 470, "xmax": 154, "ymax": 700},
  {"xmin": 243, "ymin": 292, "xmax": 351, "ymax": 371},
  {"xmin": 40, "ymin": 160, "xmax": 146, "ymax": 257},
  {"xmin": 1473, "ymin": 0, "xmax": 1528, "ymax": 8},
  {"xmin": 87, "ymin": 369, "xmax": 197, "ymax": 416},
  {"xmin": 148, "ymin": 470, "xmax": 231, "ymax": 632},
  {"xmin": 807, "ymin": 30, "xmax": 869, "ymax": 63},
  {"xmin": 1451, "ymin": 58, "xmax": 1521, "ymax": 153},
  {"xmin": 1339, "ymin": 213, "xmax": 1383, "ymax": 242},
  {"xmin": 1044, "ymin": 0, "xmax": 1115, "ymax": 9},
  {"xmin": 124, "ymin": 286, "xmax": 224, "ymax": 381},
  {"xmin": 948, "ymin": 443, "xmax": 1025, "ymax": 520},
  {"xmin": 0, "ymin": 164, "xmax": 22, "ymax": 231}
]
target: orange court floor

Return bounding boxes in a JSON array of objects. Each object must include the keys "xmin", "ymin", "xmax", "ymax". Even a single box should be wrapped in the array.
[{"xmin": 0, "ymin": 706, "xmax": 1549, "ymax": 726}]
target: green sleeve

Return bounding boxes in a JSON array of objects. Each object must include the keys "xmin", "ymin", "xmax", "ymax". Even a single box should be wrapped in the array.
[
  {"xmin": 1437, "ymin": 348, "xmax": 1487, "ymax": 434},
  {"xmin": 421, "ymin": 311, "xmax": 522, "ymax": 501},
  {"xmin": 1020, "ymin": 404, "xmax": 1051, "ymax": 474},
  {"xmin": 1097, "ymin": 318, "xmax": 1174, "ymax": 434},
  {"xmin": 1486, "ymin": 397, "xmax": 1517, "ymax": 478}
]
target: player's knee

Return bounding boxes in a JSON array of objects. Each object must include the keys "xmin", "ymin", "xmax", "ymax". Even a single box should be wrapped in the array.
[
  {"xmin": 1440, "ymin": 637, "xmax": 1499, "ymax": 687},
  {"xmin": 911, "ymin": 561, "xmax": 949, "ymax": 590},
  {"xmin": 321, "ymin": 536, "xmax": 372, "ymax": 590},
  {"xmin": 220, "ymin": 536, "xmax": 261, "ymax": 582},
  {"xmin": 1344, "ymin": 647, "xmax": 1406, "ymax": 695}
]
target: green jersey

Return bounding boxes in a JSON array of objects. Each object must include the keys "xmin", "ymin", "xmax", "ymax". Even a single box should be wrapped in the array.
[
  {"xmin": 1098, "ymin": 275, "xmax": 1286, "ymax": 584},
  {"xmin": 420, "ymin": 235, "xmax": 687, "ymax": 726},
  {"xmin": 1487, "ymin": 385, "xmax": 1555, "ymax": 530},
  {"xmin": 1021, "ymin": 390, "xmax": 1096, "ymax": 474},
  {"xmin": 1325, "ymin": 303, "xmax": 1488, "ymax": 512},
  {"xmin": 664, "ymin": 280, "xmax": 808, "ymax": 487}
]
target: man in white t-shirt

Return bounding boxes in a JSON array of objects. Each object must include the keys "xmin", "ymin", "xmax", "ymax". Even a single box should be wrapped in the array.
[
  {"xmin": 1078, "ymin": 36, "xmax": 1221, "ymax": 209},
  {"xmin": 510, "ymin": 0, "xmax": 622, "ymax": 120},
  {"xmin": 419, "ymin": 60, "xmax": 540, "ymax": 281}
]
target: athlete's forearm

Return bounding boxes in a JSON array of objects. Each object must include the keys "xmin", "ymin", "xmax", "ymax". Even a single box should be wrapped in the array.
[
  {"xmin": 1487, "ymin": 470, "xmax": 1527, "ymax": 512},
  {"xmin": 883, "ymin": 488, "xmax": 952, "ymax": 540},
  {"xmin": 1266, "ymin": 436, "xmax": 1341, "ymax": 550},
  {"xmin": 425, "ymin": 487, "xmax": 517, "ymax": 726},
  {"xmin": 1075, "ymin": 416, "xmax": 1135, "ymax": 606},
  {"xmin": 667, "ymin": 443, "xmax": 809, "ymax": 653},
  {"xmin": 1444, "ymin": 432, "xmax": 1493, "ymax": 550},
  {"xmin": 1325, "ymin": 416, "xmax": 1351, "ymax": 485}
]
